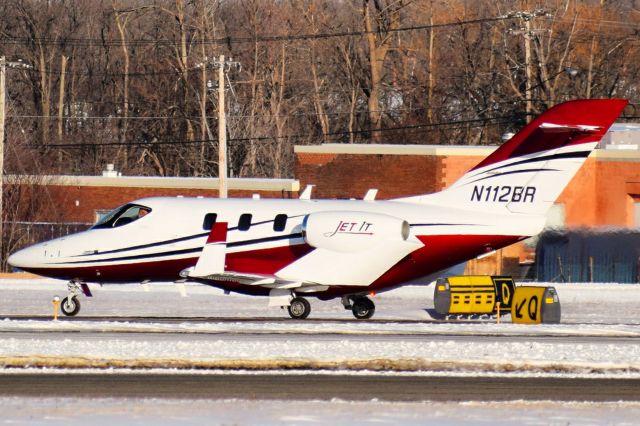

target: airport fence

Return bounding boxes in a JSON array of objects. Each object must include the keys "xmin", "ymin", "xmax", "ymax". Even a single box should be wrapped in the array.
[
  {"xmin": 536, "ymin": 229, "xmax": 640, "ymax": 283},
  {"xmin": 1, "ymin": 221, "xmax": 92, "ymax": 272}
]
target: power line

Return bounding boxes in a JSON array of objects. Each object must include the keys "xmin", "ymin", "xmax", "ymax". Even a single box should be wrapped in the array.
[
  {"xmin": 0, "ymin": 15, "xmax": 516, "ymax": 49},
  {"xmin": 30, "ymin": 115, "xmax": 518, "ymax": 150}
]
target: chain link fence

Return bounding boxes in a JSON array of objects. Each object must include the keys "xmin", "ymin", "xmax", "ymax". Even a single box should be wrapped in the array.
[{"xmin": 2, "ymin": 221, "xmax": 92, "ymax": 272}]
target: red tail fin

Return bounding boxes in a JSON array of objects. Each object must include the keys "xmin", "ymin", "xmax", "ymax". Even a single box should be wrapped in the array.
[{"xmin": 472, "ymin": 99, "xmax": 628, "ymax": 171}]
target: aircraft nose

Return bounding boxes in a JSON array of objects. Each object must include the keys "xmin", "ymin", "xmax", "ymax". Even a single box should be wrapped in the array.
[{"xmin": 7, "ymin": 246, "xmax": 40, "ymax": 270}]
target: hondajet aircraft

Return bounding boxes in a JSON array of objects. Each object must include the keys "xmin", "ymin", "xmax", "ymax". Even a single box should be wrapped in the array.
[{"xmin": 8, "ymin": 99, "xmax": 627, "ymax": 319}]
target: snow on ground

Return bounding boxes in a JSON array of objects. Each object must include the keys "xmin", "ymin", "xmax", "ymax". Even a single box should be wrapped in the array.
[
  {"xmin": 1, "ymin": 279, "xmax": 639, "ymax": 424},
  {"xmin": 0, "ymin": 279, "xmax": 638, "ymax": 376},
  {"xmin": 1, "ymin": 278, "xmax": 640, "ymax": 323},
  {"xmin": 1, "ymin": 398, "xmax": 640, "ymax": 426}
]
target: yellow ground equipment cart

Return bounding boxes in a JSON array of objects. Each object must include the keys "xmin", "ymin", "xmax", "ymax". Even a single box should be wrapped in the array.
[
  {"xmin": 433, "ymin": 275, "xmax": 515, "ymax": 316},
  {"xmin": 511, "ymin": 286, "xmax": 561, "ymax": 324}
]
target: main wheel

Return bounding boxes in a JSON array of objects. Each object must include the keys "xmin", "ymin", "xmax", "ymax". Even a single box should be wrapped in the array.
[
  {"xmin": 287, "ymin": 297, "xmax": 311, "ymax": 319},
  {"xmin": 352, "ymin": 297, "xmax": 375, "ymax": 320},
  {"xmin": 61, "ymin": 296, "xmax": 81, "ymax": 316}
]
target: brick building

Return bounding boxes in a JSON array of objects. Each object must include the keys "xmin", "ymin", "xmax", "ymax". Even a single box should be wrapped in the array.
[
  {"xmin": 6, "ymin": 132, "xmax": 640, "ymax": 278},
  {"xmin": 295, "ymin": 143, "xmax": 640, "ymax": 229},
  {"xmin": 7, "ymin": 174, "xmax": 299, "ymax": 224},
  {"xmin": 295, "ymin": 141, "xmax": 640, "ymax": 277}
]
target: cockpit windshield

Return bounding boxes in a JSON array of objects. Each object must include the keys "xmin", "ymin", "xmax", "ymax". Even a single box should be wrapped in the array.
[{"xmin": 91, "ymin": 204, "xmax": 152, "ymax": 229}]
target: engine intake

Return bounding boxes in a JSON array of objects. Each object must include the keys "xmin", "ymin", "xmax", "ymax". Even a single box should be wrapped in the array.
[{"xmin": 302, "ymin": 211, "xmax": 410, "ymax": 253}]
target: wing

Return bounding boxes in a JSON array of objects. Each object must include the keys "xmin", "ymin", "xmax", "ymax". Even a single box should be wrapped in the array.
[
  {"xmin": 275, "ymin": 238, "xmax": 422, "ymax": 286},
  {"xmin": 189, "ymin": 220, "xmax": 422, "ymax": 291}
]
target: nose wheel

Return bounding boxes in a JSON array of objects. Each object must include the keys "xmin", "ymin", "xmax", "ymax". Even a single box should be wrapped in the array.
[
  {"xmin": 59, "ymin": 281, "xmax": 87, "ymax": 317},
  {"xmin": 61, "ymin": 296, "xmax": 81, "ymax": 316}
]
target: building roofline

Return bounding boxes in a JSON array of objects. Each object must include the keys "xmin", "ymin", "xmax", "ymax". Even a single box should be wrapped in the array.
[
  {"xmin": 591, "ymin": 149, "xmax": 640, "ymax": 161},
  {"xmin": 294, "ymin": 143, "xmax": 497, "ymax": 156},
  {"xmin": 295, "ymin": 143, "xmax": 640, "ymax": 161},
  {"xmin": 3, "ymin": 175, "xmax": 300, "ymax": 192}
]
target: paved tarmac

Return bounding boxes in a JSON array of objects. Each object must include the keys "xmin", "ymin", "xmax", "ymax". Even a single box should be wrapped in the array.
[{"xmin": 0, "ymin": 374, "xmax": 638, "ymax": 401}]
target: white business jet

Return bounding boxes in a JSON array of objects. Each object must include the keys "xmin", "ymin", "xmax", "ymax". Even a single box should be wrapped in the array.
[{"xmin": 8, "ymin": 99, "xmax": 627, "ymax": 319}]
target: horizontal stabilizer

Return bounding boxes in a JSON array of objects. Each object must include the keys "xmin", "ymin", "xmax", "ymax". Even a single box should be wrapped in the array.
[{"xmin": 539, "ymin": 122, "xmax": 601, "ymax": 133}]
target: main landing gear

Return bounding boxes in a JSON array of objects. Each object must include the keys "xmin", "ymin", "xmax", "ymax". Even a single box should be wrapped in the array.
[
  {"xmin": 60, "ymin": 281, "xmax": 89, "ymax": 316},
  {"xmin": 285, "ymin": 295, "xmax": 376, "ymax": 320},
  {"xmin": 287, "ymin": 297, "xmax": 311, "ymax": 319},
  {"xmin": 342, "ymin": 295, "xmax": 376, "ymax": 320}
]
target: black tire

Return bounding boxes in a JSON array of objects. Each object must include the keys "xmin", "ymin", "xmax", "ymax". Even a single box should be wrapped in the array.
[
  {"xmin": 287, "ymin": 297, "xmax": 311, "ymax": 319},
  {"xmin": 61, "ymin": 296, "xmax": 81, "ymax": 316},
  {"xmin": 352, "ymin": 297, "xmax": 375, "ymax": 320}
]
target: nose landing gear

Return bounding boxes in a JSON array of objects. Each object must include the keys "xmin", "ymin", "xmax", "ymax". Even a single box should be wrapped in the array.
[
  {"xmin": 61, "ymin": 295, "xmax": 81, "ymax": 316},
  {"xmin": 60, "ymin": 281, "xmax": 89, "ymax": 317}
]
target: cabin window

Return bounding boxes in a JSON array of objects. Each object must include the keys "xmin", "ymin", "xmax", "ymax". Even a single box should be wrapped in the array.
[
  {"xmin": 91, "ymin": 204, "xmax": 152, "ymax": 229},
  {"xmin": 238, "ymin": 213, "xmax": 252, "ymax": 231},
  {"xmin": 202, "ymin": 213, "xmax": 218, "ymax": 230},
  {"xmin": 273, "ymin": 214, "xmax": 287, "ymax": 232}
]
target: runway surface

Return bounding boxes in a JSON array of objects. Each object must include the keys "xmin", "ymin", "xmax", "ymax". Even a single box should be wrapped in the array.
[{"xmin": 1, "ymin": 373, "xmax": 639, "ymax": 402}]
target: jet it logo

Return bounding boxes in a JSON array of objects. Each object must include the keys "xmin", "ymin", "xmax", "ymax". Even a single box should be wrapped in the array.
[{"xmin": 324, "ymin": 220, "xmax": 374, "ymax": 237}]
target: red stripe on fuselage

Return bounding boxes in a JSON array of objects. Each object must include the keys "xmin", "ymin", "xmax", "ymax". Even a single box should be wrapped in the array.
[
  {"xmin": 22, "ymin": 243, "xmax": 315, "ymax": 283},
  {"xmin": 22, "ymin": 234, "xmax": 521, "ymax": 297}
]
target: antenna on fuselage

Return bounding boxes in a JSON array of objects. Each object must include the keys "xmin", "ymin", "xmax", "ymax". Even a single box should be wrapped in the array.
[
  {"xmin": 299, "ymin": 185, "xmax": 315, "ymax": 200},
  {"xmin": 363, "ymin": 189, "xmax": 378, "ymax": 201}
]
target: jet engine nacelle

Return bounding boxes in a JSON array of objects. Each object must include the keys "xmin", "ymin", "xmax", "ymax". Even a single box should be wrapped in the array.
[{"xmin": 302, "ymin": 211, "xmax": 410, "ymax": 253}]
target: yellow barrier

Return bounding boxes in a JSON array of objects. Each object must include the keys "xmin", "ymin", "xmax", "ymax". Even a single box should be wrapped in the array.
[
  {"xmin": 433, "ymin": 276, "xmax": 515, "ymax": 316},
  {"xmin": 511, "ymin": 286, "xmax": 561, "ymax": 324}
]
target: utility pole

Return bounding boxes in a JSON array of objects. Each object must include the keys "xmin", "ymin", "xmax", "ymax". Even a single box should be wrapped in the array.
[
  {"xmin": 0, "ymin": 57, "xmax": 6, "ymax": 258},
  {"xmin": 524, "ymin": 15, "xmax": 533, "ymax": 123},
  {"xmin": 509, "ymin": 8, "xmax": 548, "ymax": 123},
  {"xmin": 0, "ymin": 56, "xmax": 30, "ymax": 265},
  {"xmin": 201, "ymin": 55, "xmax": 240, "ymax": 199},
  {"xmin": 217, "ymin": 55, "xmax": 227, "ymax": 198}
]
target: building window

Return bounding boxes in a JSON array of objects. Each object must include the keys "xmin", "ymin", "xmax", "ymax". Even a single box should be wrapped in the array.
[
  {"xmin": 238, "ymin": 213, "xmax": 252, "ymax": 231},
  {"xmin": 273, "ymin": 214, "xmax": 288, "ymax": 232},
  {"xmin": 202, "ymin": 213, "xmax": 218, "ymax": 230}
]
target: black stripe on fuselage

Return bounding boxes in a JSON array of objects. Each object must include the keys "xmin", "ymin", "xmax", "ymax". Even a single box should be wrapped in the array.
[
  {"xmin": 53, "ymin": 232, "xmax": 304, "ymax": 265},
  {"xmin": 227, "ymin": 232, "xmax": 303, "ymax": 248},
  {"xmin": 73, "ymin": 232, "xmax": 210, "ymax": 257},
  {"xmin": 58, "ymin": 247, "xmax": 203, "ymax": 264},
  {"xmin": 468, "ymin": 168, "xmax": 559, "ymax": 184},
  {"xmin": 74, "ymin": 214, "xmax": 307, "ymax": 258},
  {"xmin": 468, "ymin": 150, "xmax": 590, "ymax": 178}
]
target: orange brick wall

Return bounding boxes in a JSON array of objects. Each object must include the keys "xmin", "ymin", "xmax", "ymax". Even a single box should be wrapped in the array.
[
  {"xmin": 440, "ymin": 155, "xmax": 483, "ymax": 188},
  {"xmin": 12, "ymin": 150, "xmax": 640, "ymax": 228},
  {"xmin": 296, "ymin": 153, "xmax": 445, "ymax": 199},
  {"xmin": 557, "ymin": 158, "xmax": 640, "ymax": 227},
  {"xmin": 297, "ymin": 151, "xmax": 640, "ymax": 228},
  {"xmin": 12, "ymin": 185, "xmax": 294, "ymax": 224}
]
